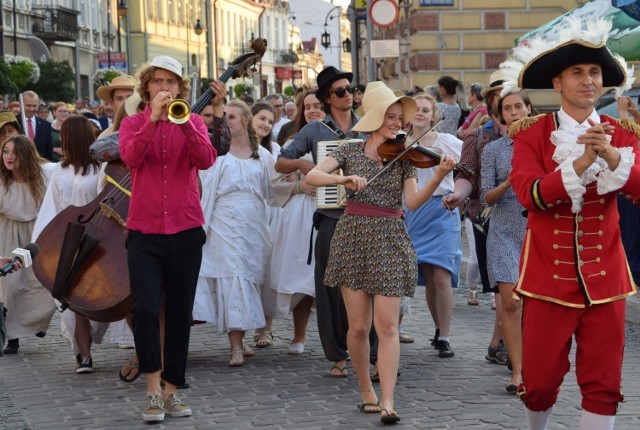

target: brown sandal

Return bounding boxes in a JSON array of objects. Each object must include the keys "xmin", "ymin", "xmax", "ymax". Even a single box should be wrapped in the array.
[
  {"xmin": 255, "ymin": 331, "xmax": 273, "ymax": 348},
  {"xmin": 118, "ymin": 356, "xmax": 140, "ymax": 383}
]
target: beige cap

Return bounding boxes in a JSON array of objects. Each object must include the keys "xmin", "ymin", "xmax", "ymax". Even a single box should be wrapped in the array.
[{"xmin": 0, "ymin": 112, "xmax": 20, "ymax": 133}]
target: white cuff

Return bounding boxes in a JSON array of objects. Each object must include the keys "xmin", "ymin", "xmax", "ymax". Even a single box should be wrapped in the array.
[
  {"xmin": 558, "ymin": 158, "xmax": 586, "ymax": 213},
  {"xmin": 597, "ymin": 147, "xmax": 635, "ymax": 195}
]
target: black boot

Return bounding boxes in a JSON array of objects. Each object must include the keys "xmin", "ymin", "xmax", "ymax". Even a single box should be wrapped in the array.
[{"xmin": 3, "ymin": 338, "xmax": 19, "ymax": 354}]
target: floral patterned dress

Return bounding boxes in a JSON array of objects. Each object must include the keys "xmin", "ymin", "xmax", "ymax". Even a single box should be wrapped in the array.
[{"xmin": 323, "ymin": 141, "xmax": 418, "ymax": 297}]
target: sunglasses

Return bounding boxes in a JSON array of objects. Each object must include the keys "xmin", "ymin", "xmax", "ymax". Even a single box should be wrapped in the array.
[{"xmin": 331, "ymin": 85, "xmax": 356, "ymax": 98}]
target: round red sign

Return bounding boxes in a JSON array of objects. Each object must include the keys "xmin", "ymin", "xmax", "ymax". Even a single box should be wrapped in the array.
[{"xmin": 369, "ymin": 0, "xmax": 399, "ymax": 28}]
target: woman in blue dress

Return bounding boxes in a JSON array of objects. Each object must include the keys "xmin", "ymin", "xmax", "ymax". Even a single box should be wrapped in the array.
[
  {"xmin": 480, "ymin": 90, "xmax": 532, "ymax": 393},
  {"xmin": 404, "ymin": 94, "xmax": 462, "ymax": 358}
]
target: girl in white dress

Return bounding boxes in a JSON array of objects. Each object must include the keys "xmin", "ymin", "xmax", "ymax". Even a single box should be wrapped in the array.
[
  {"xmin": 32, "ymin": 116, "xmax": 107, "ymax": 373},
  {"xmin": 269, "ymin": 89, "xmax": 326, "ymax": 354},
  {"xmin": 250, "ymin": 102, "xmax": 279, "ymax": 349},
  {"xmin": 195, "ymin": 100, "xmax": 290, "ymax": 366},
  {"xmin": 1, "ymin": 135, "xmax": 55, "ymax": 355}
]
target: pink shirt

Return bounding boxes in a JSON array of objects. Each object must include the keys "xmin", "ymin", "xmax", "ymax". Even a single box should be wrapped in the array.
[{"xmin": 120, "ymin": 107, "xmax": 216, "ymax": 234}]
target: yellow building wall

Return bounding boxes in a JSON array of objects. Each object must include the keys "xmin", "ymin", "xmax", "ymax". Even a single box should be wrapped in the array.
[{"xmin": 388, "ymin": 1, "xmax": 620, "ymax": 108}]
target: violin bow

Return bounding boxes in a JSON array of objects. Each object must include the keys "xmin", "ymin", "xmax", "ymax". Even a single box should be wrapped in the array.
[{"xmin": 358, "ymin": 118, "xmax": 444, "ymax": 191}]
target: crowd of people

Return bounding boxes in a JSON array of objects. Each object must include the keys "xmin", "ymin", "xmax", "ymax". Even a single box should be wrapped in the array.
[{"xmin": 1, "ymin": 16, "xmax": 639, "ymax": 430}]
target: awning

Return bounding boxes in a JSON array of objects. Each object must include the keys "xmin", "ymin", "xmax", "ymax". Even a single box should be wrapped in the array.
[
  {"xmin": 27, "ymin": 36, "xmax": 52, "ymax": 62},
  {"xmin": 517, "ymin": 0, "xmax": 640, "ymax": 61}
]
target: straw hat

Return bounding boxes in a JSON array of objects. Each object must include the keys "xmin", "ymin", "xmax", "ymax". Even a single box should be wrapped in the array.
[
  {"xmin": 96, "ymin": 75, "xmax": 137, "ymax": 104},
  {"xmin": 480, "ymin": 70, "xmax": 506, "ymax": 97},
  {"xmin": 500, "ymin": 16, "xmax": 633, "ymax": 95},
  {"xmin": 352, "ymin": 82, "xmax": 416, "ymax": 134},
  {"xmin": 0, "ymin": 112, "xmax": 20, "ymax": 133}
]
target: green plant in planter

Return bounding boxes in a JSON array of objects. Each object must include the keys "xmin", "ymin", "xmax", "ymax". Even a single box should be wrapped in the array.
[
  {"xmin": 233, "ymin": 83, "xmax": 245, "ymax": 98},
  {"xmin": 234, "ymin": 82, "xmax": 255, "ymax": 98},
  {"xmin": 5, "ymin": 55, "xmax": 40, "ymax": 89},
  {"xmin": 0, "ymin": 57, "xmax": 18, "ymax": 95},
  {"xmin": 283, "ymin": 86, "xmax": 295, "ymax": 97},
  {"xmin": 93, "ymin": 68, "xmax": 123, "ymax": 88}
]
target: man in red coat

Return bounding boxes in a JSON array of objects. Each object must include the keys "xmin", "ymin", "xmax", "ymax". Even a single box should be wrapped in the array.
[{"xmin": 503, "ymin": 17, "xmax": 640, "ymax": 430}]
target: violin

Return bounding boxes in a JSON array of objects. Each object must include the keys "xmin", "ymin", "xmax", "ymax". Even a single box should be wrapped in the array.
[{"xmin": 377, "ymin": 131, "xmax": 474, "ymax": 179}]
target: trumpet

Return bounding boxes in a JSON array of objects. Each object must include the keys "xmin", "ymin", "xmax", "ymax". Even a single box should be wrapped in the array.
[{"xmin": 167, "ymin": 98, "xmax": 190, "ymax": 124}]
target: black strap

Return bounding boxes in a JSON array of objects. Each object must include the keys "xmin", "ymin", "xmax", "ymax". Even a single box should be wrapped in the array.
[{"xmin": 320, "ymin": 119, "xmax": 359, "ymax": 140}]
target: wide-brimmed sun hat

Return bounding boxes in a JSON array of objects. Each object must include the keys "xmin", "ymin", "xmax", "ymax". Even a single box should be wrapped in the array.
[
  {"xmin": 352, "ymin": 82, "xmax": 417, "ymax": 134},
  {"xmin": 500, "ymin": 16, "xmax": 633, "ymax": 95},
  {"xmin": 316, "ymin": 66, "xmax": 354, "ymax": 102},
  {"xmin": 96, "ymin": 75, "xmax": 137, "ymax": 104}
]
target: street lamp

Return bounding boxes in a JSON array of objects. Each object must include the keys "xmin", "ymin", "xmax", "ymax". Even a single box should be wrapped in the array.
[
  {"xmin": 342, "ymin": 37, "xmax": 351, "ymax": 53},
  {"xmin": 320, "ymin": 5, "xmax": 341, "ymax": 49},
  {"xmin": 107, "ymin": 0, "xmax": 112, "ymax": 67},
  {"xmin": 116, "ymin": 0, "xmax": 127, "ymax": 53},
  {"xmin": 194, "ymin": 19, "xmax": 203, "ymax": 80}
]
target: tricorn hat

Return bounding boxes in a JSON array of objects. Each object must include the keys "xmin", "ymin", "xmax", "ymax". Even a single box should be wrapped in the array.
[
  {"xmin": 316, "ymin": 66, "xmax": 353, "ymax": 101},
  {"xmin": 500, "ymin": 16, "xmax": 633, "ymax": 95},
  {"xmin": 352, "ymin": 82, "xmax": 416, "ymax": 134},
  {"xmin": 96, "ymin": 75, "xmax": 137, "ymax": 104}
]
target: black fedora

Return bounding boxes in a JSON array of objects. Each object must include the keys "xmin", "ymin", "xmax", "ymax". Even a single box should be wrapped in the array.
[{"xmin": 316, "ymin": 66, "xmax": 353, "ymax": 101}]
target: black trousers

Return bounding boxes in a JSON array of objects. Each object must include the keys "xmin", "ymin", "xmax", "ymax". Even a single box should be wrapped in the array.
[
  {"xmin": 314, "ymin": 214, "xmax": 378, "ymax": 364},
  {"xmin": 126, "ymin": 226, "xmax": 206, "ymax": 386},
  {"xmin": 472, "ymin": 223, "xmax": 495, "ymax": 293}
]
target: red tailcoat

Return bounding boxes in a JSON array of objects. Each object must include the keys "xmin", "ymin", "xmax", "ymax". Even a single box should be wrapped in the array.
[{"xmin": 509, "ymin": 113, "xmax": 640, "ymax": 308}]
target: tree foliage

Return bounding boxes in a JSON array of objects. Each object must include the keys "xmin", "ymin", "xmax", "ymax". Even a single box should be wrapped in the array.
[{"xmin": 25, "ymin": 60, "xmax": 76, "ymax": 102}]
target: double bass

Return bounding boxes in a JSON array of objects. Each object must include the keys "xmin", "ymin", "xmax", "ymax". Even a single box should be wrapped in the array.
[{"xmin": 33, "ymin": 39, "xmax": 268, "ymax": 322}]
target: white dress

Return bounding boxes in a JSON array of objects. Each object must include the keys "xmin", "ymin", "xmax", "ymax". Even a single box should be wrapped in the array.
[
  {"xmin": 0, "ymin": 180, "xmax": 55, "ymax": 339},
  {"xmin": 269, "ymin": 148, "xmax": 316, "ymax": 317},
  {"xmin": 193, "ymin": 145, "xmax": 291, "ymax": 332},
  {"xmin": 260, "ymin": 142, "xmax": 282, "ymax": 318},
  {"xmin": 32, "ymin": 162, "xmax": 108, "ymax": 355}
]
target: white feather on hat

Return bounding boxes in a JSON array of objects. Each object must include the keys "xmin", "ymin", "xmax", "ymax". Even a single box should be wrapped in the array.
[{"xmin": 500, "ymin": 16, "xmax": 634, "ymax": 98}]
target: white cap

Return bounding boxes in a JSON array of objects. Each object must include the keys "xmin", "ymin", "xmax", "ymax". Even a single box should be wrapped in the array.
[{"xmin": 150, "ymin": 56, "xmax": 183, "ymax": 78}]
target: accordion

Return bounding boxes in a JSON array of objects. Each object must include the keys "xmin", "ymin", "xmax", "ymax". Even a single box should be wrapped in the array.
[{"xmin": 316, "ymin": 139, "xmax": 363, "ymax": 209}]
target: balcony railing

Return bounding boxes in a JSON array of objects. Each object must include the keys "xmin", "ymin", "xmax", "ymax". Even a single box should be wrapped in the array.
[{"xmin": 31, "ymin": 6, "xmax": 79, "ymax": 43}]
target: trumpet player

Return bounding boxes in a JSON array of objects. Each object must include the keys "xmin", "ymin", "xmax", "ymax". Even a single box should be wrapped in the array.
[{"xmin": 119, "ymin": 55, "xmax": 216, "ymax": 423}]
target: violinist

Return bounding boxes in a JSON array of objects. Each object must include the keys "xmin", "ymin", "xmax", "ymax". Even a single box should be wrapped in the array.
[
  {"xmin": 404, "ymin": 94, "xmax": 462, "ymax": 359},
  {"xmin": 305, "ymin": 82, "xmax": 456, "ymax": 424}
]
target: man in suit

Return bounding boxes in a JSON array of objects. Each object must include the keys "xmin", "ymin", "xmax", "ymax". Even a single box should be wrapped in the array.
[{"xmin": 18, "ymin": 91, "xmax": 53, "ymax": 160}]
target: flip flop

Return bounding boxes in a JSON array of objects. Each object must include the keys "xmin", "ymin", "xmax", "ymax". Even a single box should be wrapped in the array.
[
  {"xmin": 356, "ymin": 401, "xmax": 381, "ymax": 414},
  {"xmin": 118, "ymin": 356, "xmax": 140, "ymax": 383},
  {"xmin": 328, "ymin": 364, "xmax": 348, "ymax": 378},
  {"xmin": 381, "ymin": 408, "xmax": 401, "ymax": 424}
]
